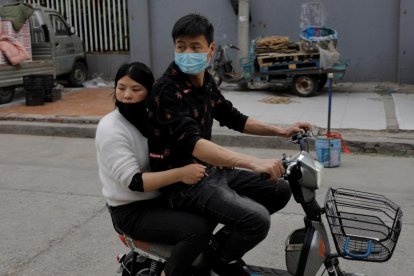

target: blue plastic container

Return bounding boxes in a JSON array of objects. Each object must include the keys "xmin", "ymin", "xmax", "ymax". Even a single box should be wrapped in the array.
[
  {"xmin": 299, "ymin": 26, "xmax": 338, "ymax": 53},
  {"xmin": 315, "ymin": 136, "xmax": 341, "ymax": 167}
]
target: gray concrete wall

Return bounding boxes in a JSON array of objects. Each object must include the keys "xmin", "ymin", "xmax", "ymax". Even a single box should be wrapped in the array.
[
  {"xmin": 128, "ymin": 0, "xmax": 151, "ymax": 66},
  {"xmin": 128, "ymin": 0, "xmax": 413, "ymax": 84},
  {"xmin": 398, "ymin": 0, "xmax": 414, "ymax": 84},
  {"xmin": 85, "ymin": 54, "xmax": 130, "ymax": 80},
  {"xmin": 249, "ymin": 0, "xmax": 400, "ymax": 83},
  {"xmin": 147, "ymin": 0, "xmax": 238, "ymax": 78}
]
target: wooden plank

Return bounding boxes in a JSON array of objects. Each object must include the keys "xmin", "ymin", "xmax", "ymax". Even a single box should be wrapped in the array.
[
  {"xmin": 255, "ymin": 36, "xmax": 290, "ymax": 47},
  {"xmin": 256, "ymin": 51, "xmax": 320, "ymax": 68},
  {"xmin": 288, "ymin": 64, "xmax": 297, "ymax": 70},
  {"xmin": 257, "ymin": 52, "xmax": 320, "ymax": 59},
  {"xmin": 258, "ymin": 59, "xmax": 319, "ymax": 72}
]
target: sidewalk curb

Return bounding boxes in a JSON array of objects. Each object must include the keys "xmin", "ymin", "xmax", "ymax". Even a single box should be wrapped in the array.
[
  {"xmin": 212, "ymin": 131, "xmax": 414, "ymax": 157},
  {"xmin": 0, "ymin": 120, "xmax": 96, "ymax": 138},
  {"xmin": 1, "ymin": 117, "xmax": 413, "ymax": 157}
]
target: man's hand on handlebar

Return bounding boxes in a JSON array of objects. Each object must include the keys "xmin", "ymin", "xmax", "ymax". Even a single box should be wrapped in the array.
[
  {"xmin": 251, "ymin": 158, "xmax": 285, "ymax": 180},
  {"xmin": 282, "ymin": 122, "xmax": 313, "ymax": 138}
]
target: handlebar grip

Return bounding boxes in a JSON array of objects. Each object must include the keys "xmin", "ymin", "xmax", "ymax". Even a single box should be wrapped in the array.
[
  {"xmin": 291, "ymin": 133, "xmax": 302, "ymax": 142},
  {"xmin": 282, "ymin": 159, "xmax": 291, "ymax": 169}
]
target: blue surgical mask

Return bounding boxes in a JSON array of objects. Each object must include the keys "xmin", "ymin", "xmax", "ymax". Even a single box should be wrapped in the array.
[{"xmin": 175, "ymin": 52, "xmax": 209, "ymax": 75}]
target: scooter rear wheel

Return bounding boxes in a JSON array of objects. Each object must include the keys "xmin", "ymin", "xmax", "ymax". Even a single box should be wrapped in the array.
[{"xmin": 121, "ymin": 257, "xmax": 155, "ymax": 276}]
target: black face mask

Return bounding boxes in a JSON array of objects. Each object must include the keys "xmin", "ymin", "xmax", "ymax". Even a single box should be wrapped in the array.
[{"xmin": 115, "ymin": 100, "xmax": 148, "ymax": 137}]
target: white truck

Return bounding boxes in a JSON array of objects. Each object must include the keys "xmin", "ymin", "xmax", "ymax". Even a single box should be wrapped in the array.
[{"xmin": 0, "ymin": 4, "xmax": 87, "ymax": 104}]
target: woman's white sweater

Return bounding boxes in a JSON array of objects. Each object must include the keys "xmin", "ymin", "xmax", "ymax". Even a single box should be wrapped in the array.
[{"xmin": 95, "ymin": 109, "xmax": 160, "ymax": 206}]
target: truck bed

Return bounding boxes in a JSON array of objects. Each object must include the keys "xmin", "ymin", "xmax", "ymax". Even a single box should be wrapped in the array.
[{"xmin": 0, "ymin": 43, "xmax": 55, "ymax": 88}]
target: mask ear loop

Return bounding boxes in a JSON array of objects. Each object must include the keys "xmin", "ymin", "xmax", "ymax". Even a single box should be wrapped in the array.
[{"xmin": 207, "ymin": 44, "xmax": 214, "ymax": 64}]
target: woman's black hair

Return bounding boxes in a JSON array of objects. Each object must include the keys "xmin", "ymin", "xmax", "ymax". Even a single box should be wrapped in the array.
[
  {"xmin": 113, "ymin": 62, "xmax": 153, "ymax": 136},
  {"xmin": 171, "ymin": 14, "xmax": 214, "ymax": 45},
  {"xmin": 114, "ymin": 62, "xmax": 154, "ymax": 93}
]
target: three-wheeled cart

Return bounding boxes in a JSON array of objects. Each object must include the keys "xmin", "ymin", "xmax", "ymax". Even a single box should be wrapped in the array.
[{"xmin": 210, "ymin": 34, "xmax": 346, "ymax": 97}]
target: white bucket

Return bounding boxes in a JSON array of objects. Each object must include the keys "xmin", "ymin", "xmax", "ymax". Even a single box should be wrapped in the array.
[{"xmin": 315, "ymin": 136, "xmax": 341, "ymax": 167}]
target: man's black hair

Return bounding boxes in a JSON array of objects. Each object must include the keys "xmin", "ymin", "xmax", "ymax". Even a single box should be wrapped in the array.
[{"xmin": 172, "ymin": 14, "xmax": 214, "ymax": 45}]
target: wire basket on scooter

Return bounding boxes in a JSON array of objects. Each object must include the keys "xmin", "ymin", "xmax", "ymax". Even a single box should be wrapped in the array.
[{"xmin": 324, "ymin": 188, "xmax": 402, "ymax": 262}]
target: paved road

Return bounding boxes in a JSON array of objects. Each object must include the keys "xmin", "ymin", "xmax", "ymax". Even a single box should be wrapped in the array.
[{"xmin": 0, "ymin": 134, "xmax": 413, "ymax": 276}]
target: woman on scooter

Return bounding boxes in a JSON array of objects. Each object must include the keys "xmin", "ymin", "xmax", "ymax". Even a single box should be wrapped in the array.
[{"xmin": 95, "ymin": 62, "xmax": 215, "ymax": 276}]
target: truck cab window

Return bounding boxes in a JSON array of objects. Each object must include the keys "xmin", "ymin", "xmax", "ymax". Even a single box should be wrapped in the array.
[
  {"xmin": 30, "ymin": 10, "xmax": 49, "ymax": 43},
  {"xmin": 49, "ymin": 14, "xmax": 70, "ymax": 36}
]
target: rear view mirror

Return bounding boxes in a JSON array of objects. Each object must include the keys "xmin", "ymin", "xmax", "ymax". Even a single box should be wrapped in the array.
[{"xmin": 70, "ymin": 26, "xmax": 76, "ymax": 35}]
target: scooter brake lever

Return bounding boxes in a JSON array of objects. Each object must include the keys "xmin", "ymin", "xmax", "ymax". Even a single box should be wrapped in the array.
[
  {"xmin": 291, "ymin": 133, "xmax": 301, "ymax": 144},
  {"xmin": 284, "ymin": 161, "xmax": 298, "ymax": 178}
]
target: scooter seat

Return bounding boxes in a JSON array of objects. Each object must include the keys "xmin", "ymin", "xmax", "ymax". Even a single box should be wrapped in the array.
[
  {"xmin": 119, "ymin": 234, "xmax": 173, "ymax": 262},
  {"xmin": 118, "ymin": 233, "xmax": 207, "ymax": 268}
]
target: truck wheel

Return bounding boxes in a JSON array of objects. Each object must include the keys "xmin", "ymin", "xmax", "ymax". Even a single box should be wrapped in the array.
[
  {"xmin": 0, "ymin": 86, "xmax": 15, "ymax": 104},
  {"xmin": 68, "ymin": 61, "xmax": 87, "ymax": 87},
  {"xmin": 293, "ymin": 75, "xmax": 317, "ymax": 97}
]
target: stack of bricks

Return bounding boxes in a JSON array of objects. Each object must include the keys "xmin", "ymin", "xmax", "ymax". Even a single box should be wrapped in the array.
[{"xmin": 0, "ymin": 19, "xmax": 32, "ymax": 65}]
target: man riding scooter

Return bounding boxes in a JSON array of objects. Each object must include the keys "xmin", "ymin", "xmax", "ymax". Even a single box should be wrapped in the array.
[{"xmin": 147, "ymin": 13, "xmax": 313, "ymax": 276}]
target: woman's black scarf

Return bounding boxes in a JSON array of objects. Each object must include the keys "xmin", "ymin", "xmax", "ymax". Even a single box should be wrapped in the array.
[{"xmin": 115, "ymin": 100, "xmax": 148, "ymax": 137}]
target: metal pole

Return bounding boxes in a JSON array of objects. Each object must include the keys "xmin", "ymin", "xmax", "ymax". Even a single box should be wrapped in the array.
[
  {"xmin": 82, "ymin": 0, "xmax": 88, "ymax": 52},
  {"xmin": 92, "ymin": 0, "xmax": 97, "ymax": 52},
  {"xmin": 327, "ymin": 72, "xmax": 334, "ymax": 134},
  {"xmin": 237, "ymin": 0, "xmax": 250, "ymax": 67},
  {"xmin": 103, "ymin": 0, "xmax": 108, "ymax": 50}
]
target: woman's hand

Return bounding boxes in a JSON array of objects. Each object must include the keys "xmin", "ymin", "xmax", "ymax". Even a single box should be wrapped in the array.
[{"xmin": 179, "ymin": 164, "xmax": 207, "ymax": 185}]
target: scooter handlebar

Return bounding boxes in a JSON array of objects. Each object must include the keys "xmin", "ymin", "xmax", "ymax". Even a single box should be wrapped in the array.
[
  {"xmin": 291, "ymin": 131, "xmax": 312, "ymax": 152},
  {"xmin": 260, "ymin": 131, "xmax": 311, "ymax": 180}
]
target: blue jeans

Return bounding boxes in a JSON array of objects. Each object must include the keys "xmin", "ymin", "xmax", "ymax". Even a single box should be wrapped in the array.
[{"xmin": 165, "ymin": 166, "xmax": 292, "ymax": 261}]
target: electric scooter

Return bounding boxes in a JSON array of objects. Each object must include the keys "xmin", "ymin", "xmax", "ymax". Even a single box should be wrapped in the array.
[{"xmin": 114, "ymin": 132, "xmax": 402, "ymax": 276}]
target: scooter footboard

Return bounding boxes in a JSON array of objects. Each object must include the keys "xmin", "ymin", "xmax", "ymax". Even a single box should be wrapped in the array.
[{"xmin": 248, "ymin": 265, "xmax": 292, "ymax": 276}]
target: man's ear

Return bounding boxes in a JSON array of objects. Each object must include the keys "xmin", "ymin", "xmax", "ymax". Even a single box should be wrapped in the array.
[{"xmin": 209, "ymin": 42, "xmax": 216, "ymax": 58}]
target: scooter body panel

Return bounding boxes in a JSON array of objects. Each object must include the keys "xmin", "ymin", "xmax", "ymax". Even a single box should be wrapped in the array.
[{"xmin": 285, "ymin": 220, "xmax": 332, "ymax": 276}]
